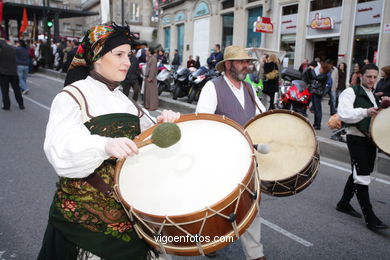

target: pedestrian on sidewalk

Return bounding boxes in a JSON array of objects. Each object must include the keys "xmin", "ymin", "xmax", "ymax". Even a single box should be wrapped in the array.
[
  {"xmin": 197, "ymin": 45, "xmax": 267, "ymax": 260},
  {"xmin": 262, "ymin": 54, "xmax": 279, "ymax": 110},
  {"xmin": 0, "ymin": 38, "xmax": 25, "ymax": 110},
  {"xmin": 143, "ymin": 47, "xmax": 158, "ymax": 111},
  {"xmin": 122, "ymin": 50, "xmax": 140, "ymax": 101},
  {"xmin": 336, "ymin": 62, "xmax": 347, "ymax": 108},
  {"xmin": 310, "ymin": 63, "xmax": 330, "ymax": 130},
  {"xmin": 374, "ymin": 66, "xmax": 390, "ymax": 99},
  {"xmin": 336, "ymin": 63, "xmax": 389, "ymax": 231},
  {"xmin": 39, "ymin": 23, "xmax": 179, "ymax": 260},
  {"xmin": 15, "ymin": 40, "xmax": 30, "ymax": 95}
]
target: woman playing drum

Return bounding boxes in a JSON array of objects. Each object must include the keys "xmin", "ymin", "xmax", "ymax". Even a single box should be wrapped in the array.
[{"xmin": 38, "ymin": 23, "xmax": 179, "ymax": 260}]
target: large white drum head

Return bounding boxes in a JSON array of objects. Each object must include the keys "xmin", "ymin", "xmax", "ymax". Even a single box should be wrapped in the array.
[
  {"xmin": 119, "ymin": 119, "xmax": 253, "ymax": 216},
  {"xmin": 245, "ymin": 112, "xmax": 316, "ymax": 181},
  {"xmin": 371, "ymin": 107, "xmax": 390, "ymax": 154}
]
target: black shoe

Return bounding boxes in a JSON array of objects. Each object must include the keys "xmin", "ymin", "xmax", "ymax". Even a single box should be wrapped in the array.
[
  {"xmin": 19, "ymin": 105, "xmax": 25, "ymax": 110},
  {"xmin": 336, "ymin": 203, "xmax": 362, "ymax": 218},
  {"xmin": 367, "ymin": 222, "xmax": 389, "ymax": 230},
  {"xmin": 314, "ymin": 126, "xmax": 321, "ymax": 130},
  {"xmin": 2, "ymin": 106, "xmax": 10, "ymax": 110}
]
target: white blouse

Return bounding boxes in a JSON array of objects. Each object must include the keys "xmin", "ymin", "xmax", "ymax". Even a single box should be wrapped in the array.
[{"xmin": 44, "ymin": 76, "xmax": 154, "ymax": 178}]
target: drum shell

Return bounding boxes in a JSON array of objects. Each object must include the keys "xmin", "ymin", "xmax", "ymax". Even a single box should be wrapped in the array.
[
  {"xmin": 369, "ymin": 107, "xmax": 390, "ymax": 156},
  {"xmin": 114, "ymin": 114, "xmax": 260, "ymax": 256}
]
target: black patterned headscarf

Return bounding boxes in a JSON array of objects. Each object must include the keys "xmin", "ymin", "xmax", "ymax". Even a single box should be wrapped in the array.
[{"xmin": 64, "ymin": 23, "xmax": 134, "ymax": 86}]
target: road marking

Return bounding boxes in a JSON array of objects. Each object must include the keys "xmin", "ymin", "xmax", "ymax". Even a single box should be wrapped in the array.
[
  {"xmin": 23, "ymin": 95, "xmax": 51, "ymax": 111},
  {"xmin": 261, "ymin": 218, "xmax": 313, "ymax": 247},
  {"xmin": 321, "ymin": 160, "xmax": 390, "ymax": 186},
  {"xmin": 34, "ymin": 72, "xmax": 65, "ymax": 83}
]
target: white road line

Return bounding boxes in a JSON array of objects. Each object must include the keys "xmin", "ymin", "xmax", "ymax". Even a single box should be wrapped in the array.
[
  {"xmin": 261, "ymin": 218, "xmax": 313, "ymax": 247},
  {"xmin": 321, "ymin": 160, "xmax": 390, "ymax": 186},
  {"xmin": 23, "ymin": 95, "xmax": 51, "ymax": 111}
]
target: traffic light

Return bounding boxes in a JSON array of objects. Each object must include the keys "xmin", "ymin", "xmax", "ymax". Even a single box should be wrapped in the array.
[{"xmin": 47, "ymin": 18, "xmax": 53, "ymax": 28}]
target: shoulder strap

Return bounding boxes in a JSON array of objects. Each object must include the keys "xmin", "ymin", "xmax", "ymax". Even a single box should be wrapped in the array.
[
  {"xmin": 61, "ymin": 85, "xmax": 93, "ymax": 123},
  {"xmin": 244, "ymin": 82, "xmax": 263, "ymax": 113}
]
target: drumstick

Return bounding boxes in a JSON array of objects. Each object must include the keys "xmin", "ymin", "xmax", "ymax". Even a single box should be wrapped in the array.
[
  {"xmin": 135, "ymin": 122, "xmax": 181, "ymax": 148},
  {"xmin": 254, "ymin": 144, "xmax": 270, "ymax": 154}
]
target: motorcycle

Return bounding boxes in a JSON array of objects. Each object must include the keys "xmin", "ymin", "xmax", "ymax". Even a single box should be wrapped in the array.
[
  {"xmin": 156, "ymin": 64, "xmax": 173, "ymax": 96},
  {"xmin": 172, "ymin": 67, "xmax": 193, "ymax": 100},
  {"xmin": 187, "ymin": 66, "xmax": 219, "ymax": 104},
  {"xmin": 279, "ymin": 68, "xmax": 311, "ymax": 116}
]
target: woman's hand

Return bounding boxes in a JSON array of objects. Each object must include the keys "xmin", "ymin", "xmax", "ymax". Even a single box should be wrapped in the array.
[
  {"xmin": 105, "ymin": 137, "xmax": 139, "ymax": 159},
  {"xmin": 156, "ymin": 109, "xmax": 181, "ymax": 123}
]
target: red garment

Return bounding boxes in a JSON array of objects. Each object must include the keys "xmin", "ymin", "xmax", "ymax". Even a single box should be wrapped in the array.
[{"xmin": 19, "ymin": 8, "xmax": 28, "ymax": 38}]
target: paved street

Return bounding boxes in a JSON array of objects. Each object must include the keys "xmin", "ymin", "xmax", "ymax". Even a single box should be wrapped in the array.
[{"xmin": 0, "ymin": 73, "xmax": 389, "ymax": 260}]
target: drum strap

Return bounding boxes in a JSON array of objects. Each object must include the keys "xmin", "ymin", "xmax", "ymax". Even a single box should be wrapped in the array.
[
  {"xmin": 85, "ymin": 171, "xmax": 115, "ymax": 198},
  {"xmin": 244, "ymin": 83, "xmax": 263, "ymax": 113}
]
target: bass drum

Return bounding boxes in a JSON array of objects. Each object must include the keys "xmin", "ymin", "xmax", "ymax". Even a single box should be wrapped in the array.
[
  {"xmin": 245, "ymin": 109, "xmax": 320, "ymax": 197},
  {"xmin": 114, "ymin": 114, "xmax": 260, "ymax": 256},
  {"xmin": 370, "ymin": 107, "xmax": 390, "ymax": 155}
]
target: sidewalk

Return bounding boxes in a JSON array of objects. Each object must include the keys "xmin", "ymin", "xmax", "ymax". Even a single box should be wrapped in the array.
[{"xmin": 37, "ymin": 68, "xmax": 390, "ymax": 176}]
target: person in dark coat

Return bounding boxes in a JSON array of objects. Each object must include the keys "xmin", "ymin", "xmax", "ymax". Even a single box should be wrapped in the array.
[
  {"xmin": 262, "ymin": 54, "xmax": 279, "ymax": 110},
  {"xmin": 122, "ymin": 51, "xmax": 140, "ymax": 101},
  {"xmin": 375, "ymin": 66, "xmax": 390, "ymax": 98},
  {"xmin": 207, "ymin": 44, "xmax": 223, "ymax": 70},
  {"xmin": 0, "ymin": 39, "xmax": 24, "ymax": 110},
  {"xmin": 63, "ymin": 40, "xmax": 79, "ymax": 73},
  {"xmin": 336, "ymin": 62, "xmax": 347, "ymax": 108},
  {"xmin": 15, "ymin": 40, "xmax": 30, "ymax": 94},
  {"xmin": 171, "ymin": 49, "xmax": 181, "ymax": 71}
]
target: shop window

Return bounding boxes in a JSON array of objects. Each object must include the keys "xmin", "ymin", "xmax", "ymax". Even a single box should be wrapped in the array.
[
  {"xmin": 247, "ymin": 7, "xmax": 262, "ymax": 48},
  {"xmin": 282, "ymin": 4, "xmax": 298, "ymax": 15},
  {"xmin": 352, "ymin": 25, "xmax": 379, "ymax": 64},
  {"xmin": 247, "ymin": 0, "xmax": 259, "ymax": 3},
  {"xmin": 280, "ymin": 35, "xmax": 296, "ymax": 68},
  {"xmin": 222, "ymin": 13, "xmax": 234, "ymax": 49},
  {"xmin": 310, "ymin": 0, "xmax": 343, "ymax": 11},
  {"xmin": 222, "ymin": 0, "xmax": 235, "ymax": 10},
  {"xmin": 358, "ymin": 0, "xmax": 375, "ymax": 3}
]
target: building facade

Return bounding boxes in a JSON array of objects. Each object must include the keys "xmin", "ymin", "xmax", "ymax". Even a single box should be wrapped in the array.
[
  {"xmin": 158, "ymin": 0, "xmax": 390, "ymax": 78},
  {"xmin": 81, "ymin": 0, "xmax": 159, "ymax": 43}
]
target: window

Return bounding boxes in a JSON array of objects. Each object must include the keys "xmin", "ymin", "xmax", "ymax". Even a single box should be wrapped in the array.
[
  {"xmin": 357, "ymin": 0, "xmax": 375, "ymax": 2},
  {"xmin": 76, "ymin": 24, "xmax": 83, "ymax": 33},
  {"xmin": 222, "ymin": 13, "xmax": 234, "ymax": 49},
  {"xmin": 164, "ymin": 27, "xmax": 171, "ymax": 52},
  {"xmin": 247, "ymin": 7, "xmax": 262, "ymax": 48},
  {"xmin": 129, "ymin": 3, "xmax": 140, "ymax": 22},
  {"xmin": 282, "ymin": 4, "xmax": 298, "ymax": 15},
  {"xmin": 222, "ymin": 0, "xmax": 235, "ymax": 10},
  {"xmin": 63, "ymin": 23, "xmax": 71, "ymax": 32},
  {"xmin": 310, "ymin": 0, "xmax": 342, "ymax": 11},
  {"xmin": 247, "ymin": 0, "xmax": 259, "ymax": 3}
]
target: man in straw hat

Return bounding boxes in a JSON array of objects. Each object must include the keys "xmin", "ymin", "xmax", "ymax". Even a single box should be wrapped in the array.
[{"xmin": 196, "ymin": 45, "xmax": 266, "ymax": 260}]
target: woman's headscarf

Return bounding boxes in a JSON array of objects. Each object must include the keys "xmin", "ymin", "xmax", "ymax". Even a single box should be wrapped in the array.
[{"xmin": 64, "ymin": 23, "xmax": 135, "ymax": 86}]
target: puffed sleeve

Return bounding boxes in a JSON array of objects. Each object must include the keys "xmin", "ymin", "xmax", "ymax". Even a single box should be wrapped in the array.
[
  {"xmin": 43, "ymin": 92, "xmax": 110, "ymax": 178},
  {"xmin": 338, "ymin": 88, "xmax": 368, "ymax": 124}
]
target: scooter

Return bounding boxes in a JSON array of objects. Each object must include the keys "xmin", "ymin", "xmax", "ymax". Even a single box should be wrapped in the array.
[
  {"xmin": 156, "ymin": 64, "xmax": 173, "ymax": 96},
  {"xmin": 172, "ymin": 67, "xmax": 193, "ymax": 100},
  {"xmin": 280, "ymin": 68, "xmax": 311, "ymax": 116},
  {"xmin": 187, "ymin": 66, "xmax": 219, "ymax": 104}
]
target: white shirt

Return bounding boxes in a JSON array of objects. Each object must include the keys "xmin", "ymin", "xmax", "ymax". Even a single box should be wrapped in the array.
[
  {"xmin": 338, "ymin": 85, "xmax": 377, "ymax": 137},
  {"xmin": 196, "ymin": 75, "xmax": 266, "ymax": 115},
  {"xmin": 44, "ymin": 76, "xmax": 154, "ymax": 178}
]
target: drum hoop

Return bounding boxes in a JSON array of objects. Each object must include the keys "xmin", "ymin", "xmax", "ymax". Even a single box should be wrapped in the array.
[
  {"xmin": 114, "ymin": 113, "xmax": 256, "ymax": 220},
  {"xmin": 369, "ymin": 108, "xmax": 390, "ymax": 156},
  {"xmin": 244, "ymin": 109, "xmax": 319, "ymax": 183}
]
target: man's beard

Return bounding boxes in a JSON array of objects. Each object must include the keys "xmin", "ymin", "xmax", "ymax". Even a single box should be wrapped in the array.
[{"xmin": 229, "ymin": 64, "xmax": 247, "ymax": 81}]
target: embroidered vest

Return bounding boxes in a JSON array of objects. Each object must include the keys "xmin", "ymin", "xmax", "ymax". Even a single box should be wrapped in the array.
[{"xmin": 213, "ymin": 76, "xmax": 257, "ymax": 126}]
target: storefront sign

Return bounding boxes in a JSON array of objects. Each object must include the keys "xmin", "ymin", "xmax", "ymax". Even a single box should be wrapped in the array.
[
  {"xmin": 310, "ymin": 13, "xmax": 334, "ymax": 30},
  {"xmin": 254, "ymin": 17, "xmax": 273, "ymax": 33},
  {"xmin": 355, "ymin": 0, "xmax": 383, "ymax": 26},
  {"xmin": 307, "ymin": 7, "xmax": 341, "ymax": 38}
]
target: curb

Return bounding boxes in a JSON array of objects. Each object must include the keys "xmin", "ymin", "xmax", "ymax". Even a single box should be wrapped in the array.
[{"xmin": 38, "ymin": 68, "xmax": 389, "ymax": 176}]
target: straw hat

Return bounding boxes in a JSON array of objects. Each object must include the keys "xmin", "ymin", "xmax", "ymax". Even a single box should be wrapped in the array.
[{"xmin": 215, "ymin": 45, "xmax": 257, "ymax": 72}]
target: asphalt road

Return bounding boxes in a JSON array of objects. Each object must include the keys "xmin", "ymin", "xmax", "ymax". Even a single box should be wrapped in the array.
[{"xmin": 0, "ymin": 73, "xmax": 389, "ymax": 260}]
